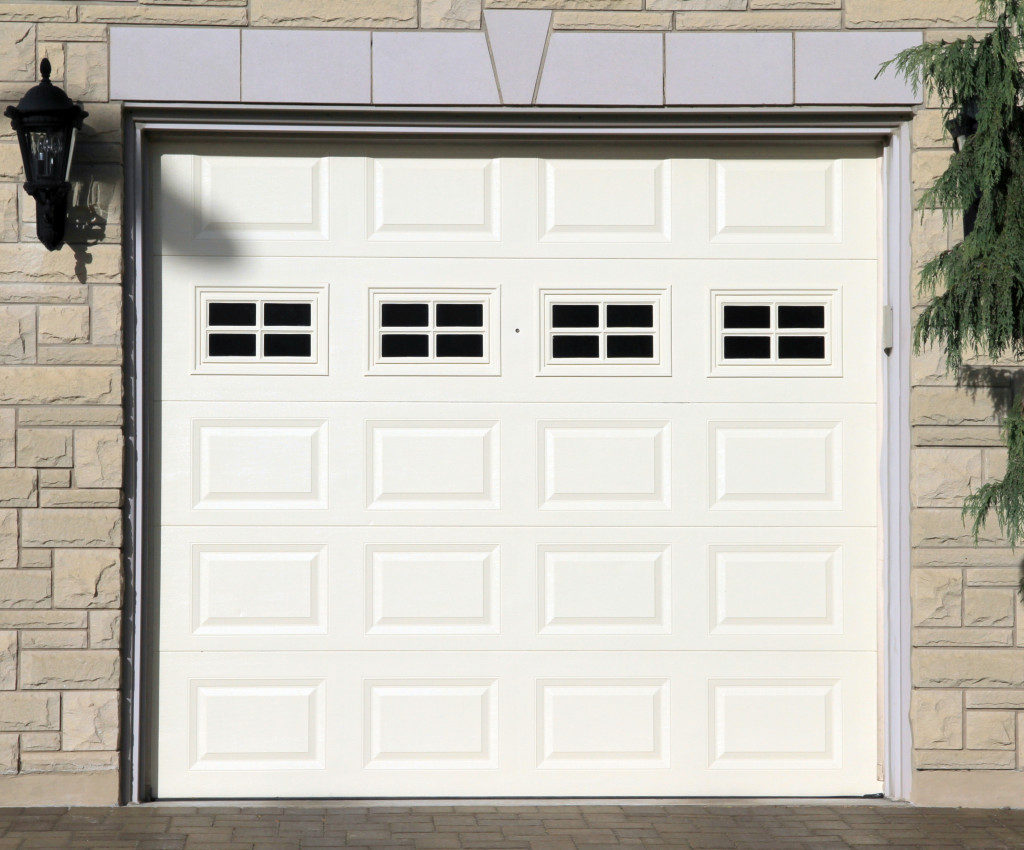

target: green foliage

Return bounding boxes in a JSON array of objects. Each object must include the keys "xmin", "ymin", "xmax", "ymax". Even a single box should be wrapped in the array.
[{"xmin": 883, "ymin": 1, "xmax": 1024, "ymax": 554}]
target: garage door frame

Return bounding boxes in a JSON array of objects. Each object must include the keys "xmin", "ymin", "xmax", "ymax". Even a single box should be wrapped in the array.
[{"xmin": 120, "ymin": 105, "xmax": 914, "ymax": 804}]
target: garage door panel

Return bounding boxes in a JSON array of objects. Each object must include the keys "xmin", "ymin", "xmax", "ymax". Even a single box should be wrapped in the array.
[
  {"xmin": 157, "ymin": 650, "xmax": 878, "ymax": 797},
  {"xmin": 159, "ymin": 526, "xmax": 876, "ymax": 654},
  {"xmin": 158, "ymin": 254, "xmax": 877, "ymax": 405}
]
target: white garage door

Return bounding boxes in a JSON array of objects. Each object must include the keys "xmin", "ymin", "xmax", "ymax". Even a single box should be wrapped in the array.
[{"xmin": 153, "ymin": 139, "xmax": 882, "ymax": 798}]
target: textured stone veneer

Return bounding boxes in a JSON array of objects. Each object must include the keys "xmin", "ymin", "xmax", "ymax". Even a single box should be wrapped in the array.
[{"xmin": 0, "ymin": 0, "xmax": 1014, "ymax": 805}]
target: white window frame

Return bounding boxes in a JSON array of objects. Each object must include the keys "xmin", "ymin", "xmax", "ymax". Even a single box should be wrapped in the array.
[
  {"xmin": 538, "ymin": 287, "xmax": 670, "ymax": 377},
  {"xmin": 193, "ymin": 285, "xmax": 328, "ymax": 376},
  {"xmin": 709, "ymin": 288, "xmax": 842, "ymax": 378},
  {"xmin": 367, "ymin": 286, "xmax": 500, "ymax": 376}
]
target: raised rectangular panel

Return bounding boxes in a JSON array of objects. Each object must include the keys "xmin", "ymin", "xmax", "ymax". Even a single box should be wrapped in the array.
[
  {"xmin": 710, "ymin": 421, "xmax": 841, "ymax": 511},
  {"xmin": 190, "ymin": 680, "xmax": 325, "ymax": 770},
  {"xmin": 367, "ymin": 421, "xmax": 499, "ymax": 509},
  {"xmin": 710, "ymin": 546, "xmax": 841, "ymax": 635},
  {"xmin": 369, "ymin": 159, "xmax": 500, "ymax": 241},
  {"xmin": 540, "ymin": 545, "xmax": 669, "ymax": 634},
  {"xmin": 541, "ymin": 160, "xmax": 670, "ymax": 241},
  {"xmin": 365, "ymin": 680, "xmax": 497, "ymax": 768},
  {"xmin": 191, "ymin": 544, "xmax": 326, "ymax": 635},
  {"xmin": 367, "ymin": 545, "xmax": 499, "ymax": 634},
  {"xmin": 709, "ymin": 680, "xmax": 841, "ymax": 769},
  {"xmin": 540, "ymin": 422, "xmax": 670, "ymax": 510},
  {"xmin": 538, "ymin": 680, "xmax": 669, "ymax": 768},
  {"xmin": 712, "ymin": 160, "xmax": 842, "ymax": 242},
  {"xmin": 192, "ymin": 420, "xmax": 327, "ymax": 510},
  {"xmin": 195, "ymin": 156, "xmax": 329, "ymax": 241}
]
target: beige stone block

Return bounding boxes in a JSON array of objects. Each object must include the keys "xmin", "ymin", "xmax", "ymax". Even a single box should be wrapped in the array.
[
  {"xmin": 913, "ymin": 149, "xmax": 953, "ymax": 189},
  {"xmin": 911, "ymin": 569, "xmax": 962, "ymax": 627},
  {"xmin": 88, "ymin": 285, "xmax": 121, "ymax": 346},
  {"xmin": 62, "ymin": 690, "xmax": 119, "ymax": 751},
  {"xmin": 40, "ymin": 488, "xmax": 120, "ymax": 507},
  {"xmin": 19, "ymin": 629, "xmax": 87, "ymax": 649},
  {"xmin": 80, "ymin": 4, "xmax": 247, "ymax": 24},
  {"xmin": 967, "ymin": 689, "xmax": 1024, "ymax": 709},
  {"xmin": 0, "ymin": 283, "xmax": 88, "ymax": 304},
  {"xmin": 20, "ymin": 649, "xmax": 119, "ymax": 689},
  {"xmin": 88, "ymin": 610, "xmax": 120, "ymax": 649},
  {"xmin": 0, "ymin": 24, "xmax": 33, "ymax": 82},
  {"xmin": 964, "ymin": 588, "xmax": 1015, "ymax": 627},
  {"xmin": 20, "ymin": 508, "xmax": 122, "ymax": 548},
  {"xmin": 20, "ymin": 731, "xmax": 60, "ymax": 751},
  {"xmin": 914, "ymin": 627, "xmax": 1013, "ymax": 647},
  {"xmin": 0, "ymin": 144, "xmax": 21, "ymax": 181},
  {"xmin": 38, "ymin": 41, "xmax": 65, "ymax": 82},
  {"xmin": 648, "ymin": 0, "xmax": 743, "ymax": 8},
  {"xmin": 0, "ymin": 631, "xmax": 14, "ymax": 690},
  {"xmin": 911, "ymin": 387, "xmax": 1004, "ymax": 427},
  {"xmin": 0, "ymin": 5, "xmax": 76, "ymax": 23},
  {"xmin": 0, "ymin": 692, "xmax": 58, "ymax": 731},
  {"xmin": 422, "ymin": 0, "xmax": 481, "ymax": 26},
  {"xmin": 673, "ymin": 9, "xmax": 840, "ymax": 27},
  {"xmin": 912, "ymin": 447, "xmax": 981, "ymax": 507},
  {"xmin": 79, "ymin": 104, "xmax": 123, "ymax": 146},
  {"xmin": 913, "ymin": 508, "xmax": 1004, "ymax": 547},
  {"xmin": 53, "ymin": 548, "xmax": 121, "ymax": 609},
  {"xmin": 20, "ymin": 751, "xmax": 118, "ymax": 773},
  {"xmin": 911, "ymin": 689, "xmax": 962, "ymax": 749},
  {"xmin": 750, "ymin": 0, "xmax": 839, "ymax": 7},
  {"xmin": 39, "ymin": 468, "xmax": 71, "ymax": 488},
  {"xmin": 965, "ymin": 710, "xmax": 1015, "ymax": 750},
  {"xmin": 0, "ymin": 367, "xmax": 120, "ymax": 405},
  {"xmin": 984, "ymin": 447, "xmax": 1008, "ymax": 482},
  {"xmin": 18, "ymin": 405, "xmax": 122, "ymax": 427},
  {"xmin": 0, "ymin": 733, "xmax": 16, "ymax": 775},
  {"xmin": 18, "ymin": 548, "xmax": 49, "ymax": 569},
  {"xmin": 36, "ymin": 345, "xmax": 122, "ymax": 366},
  {"xmin": 68, "ymin": 33, "xmax": 112, "ymax": 92},
  {"xmin": 0, "ymin": 242, "xmax": 120, "ymax": 283},
  {"xmin": 0, "ymin": 610, "xmax": 86, "ymax": 629},
  {"xmin": 913, "ymin": 648, "xmax": 1024, "ymax": 688},
  {"xmin": 0, "ymin": 409, "xmax": 12, "ymax": 467},
  {"xmin": 964, "ymin": 567, "xmax": 1019, "ymax": 587},
  {"xmin": 38, "ymin": 23, "xmax": 108, "ymax": 42},
  {"xmin": 16, "ymin": 427, "xmax": 72, "ymax": 468},
  {"xmin": 73, "ymin": 428, "xmax": 122, "ymax": 489},
  {"xmin": 252, "ymin": 0, "xmax": 417, "ymax": 25},
  {"xmin": 914, "ymin": 749, "xmax": 1016, "ymax": 769},
  {"xmin": 846, "ymin": 0, "xmax": 985, "ymax": 27},
  {"xmin": 0, "ymin": 305, "xmax": 36, "ymax": 365},
  {"xmin": 913, "ymin": 109, "xmax": 950, "ymax": 149},
  {"xmin": 913, "ymin": 425, "xmax": 1004, "ymax": 447},
  {"xmin": 489, "ymin": 0, "xmax": 640, "ymax": 7},
  {"xmin": 0, "ymin": 183, "xmax": 17, "ymax": 243},
  {"xmin": 911, "ymin": 209, "xmax": 950, "ymax": 267},
  {"xmin": 0, "ymin": 510, "xmax": 15, "ymax": 570},
  {"xmin": 0, "ymin": 468, "xmax": 36, "ymax": 507},
  {"xmin": 38, "ymin": 305, "xmax": 89, "ymax": 345},
  {"xmin": 0, "ymin": 570, "xmax": 50, "ymax": 609},
  {"xmin": 553, "ymin": 10, "xmax": 672, "ymax": 26}
]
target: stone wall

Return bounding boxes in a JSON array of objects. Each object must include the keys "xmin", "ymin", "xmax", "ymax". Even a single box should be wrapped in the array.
[{"xmin": 0, "ymin": 0, "xmax": 1011, "ymax": 805}]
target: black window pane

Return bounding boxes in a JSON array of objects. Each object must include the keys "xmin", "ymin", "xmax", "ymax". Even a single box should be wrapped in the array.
[
  {"xmin": 436, "ymin": 303, "xmax": 484, "ymax": 327},
  {"xmin": 552, "ymin": 335, "xmax": 600, "ymax": 358},
  {"xmin": 264, "ymin": 333, "xmax": 312, "ymax": 358},
  {"xmin": 606, "ymin": 304, "xmax": 654, "ymax": 328},
  {"xmin": 208, "ymin": 302, "xmax": 256, "ymax": 327},
  {"xmin": 381, "ymin": 303, "xmax": 429, "ymax": 327},
  {"xmin": 778, "ymin": 335, "xmax": 826, "ymax": 359},
  {"xmin": 723, "ymin": 305, "xmax": 771, "ymax": 329},
  {"xmin": 436, "ymin": 334, "xmax": 484, "ymax": 358},
  {"xmin": 381, "ymin": 334, "xmax": 429, "ymax": 358},
  {"xmin": 552, "ymin": 304, "xmax": 599, "ymax": 328},
  {"xmin": 778, "ymin": 305, "xmax": 825, "ymax": 329},
  {"xmin": 264, "ymin": 302, "xmax": 312, "ymax": 327},
  {"xmin": 723, "ymin": 335, "xmax": 771, "ymax": 359},
  {"xmin": 208, "ymin": 333, "xmax": 256, "ymax": 357},
  {"xmin": 607, "ymin": 335, "xmax": 654, "ymax": 358}
]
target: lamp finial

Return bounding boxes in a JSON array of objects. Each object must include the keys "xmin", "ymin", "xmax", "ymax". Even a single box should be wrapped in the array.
[{"xmin": 40, "ymin": 58, "xmax": 51, "ymax": 81}]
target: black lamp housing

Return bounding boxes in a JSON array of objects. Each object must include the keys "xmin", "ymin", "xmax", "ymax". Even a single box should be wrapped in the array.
[{"xmin": 4, "ymin": 59, "xmax": 87, "ymax": 251}]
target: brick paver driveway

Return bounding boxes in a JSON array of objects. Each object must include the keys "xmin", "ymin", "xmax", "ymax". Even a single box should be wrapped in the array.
[{"xmin": 1, "ymin": 801, "xmax": 1023, "ymax": 849}]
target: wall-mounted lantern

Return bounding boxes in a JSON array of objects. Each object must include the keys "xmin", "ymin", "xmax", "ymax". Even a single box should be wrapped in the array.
[
  {"xmin": 4, "ymin": 59, "xmax": 87, "ymax": 251},
  {"xmin": 946, "ymin": 97, "xmax": 980, "ymax": 236}
]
